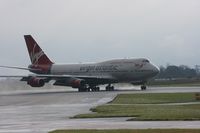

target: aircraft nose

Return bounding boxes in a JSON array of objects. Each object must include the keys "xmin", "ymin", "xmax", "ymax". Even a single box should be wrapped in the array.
[{"xmin": 152, "ymin": 65, "xmax": 160, "ymax": 76}]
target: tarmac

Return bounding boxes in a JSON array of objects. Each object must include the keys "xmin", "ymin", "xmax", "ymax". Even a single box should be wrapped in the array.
[{"xmin": 0, "ymin": 86, "xmax": 200, "ymax": 133}]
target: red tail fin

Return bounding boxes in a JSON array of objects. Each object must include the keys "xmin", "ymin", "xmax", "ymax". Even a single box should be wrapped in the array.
[{"xmin": 24, "ymin": 35, "xmax": 53, "ymax": 65}]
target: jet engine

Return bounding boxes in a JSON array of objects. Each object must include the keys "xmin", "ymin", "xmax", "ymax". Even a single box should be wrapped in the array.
[
  {"xmin": 54, "ymin": 78, "xmax": 86, "ymax": 88},
  {"xmin": 27, "ymin": 77, "xmax": 45, "ymax": 87},
  {"xmin": 69, "ymin": 79, "xmax": 86, "ymax": 88}
]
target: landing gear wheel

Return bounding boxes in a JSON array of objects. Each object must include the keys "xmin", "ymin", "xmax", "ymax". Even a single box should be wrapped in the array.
[
  {"xmin": 96, "ymin": 87, "xmax": 100, "ymax": 91},
  {"xmin": 86, "ymin": 87, "xmax": 90, "ymax": 92},
  {"xmin": 78, "ymin": 88, "xmax": 83, "ymax": 92},
  {"xmin": 78, "ymin": 87, "xmax": 90, "ymax": 92},
  {"xmin": 106, "ymin": 84, "xmax": 114, "ymax": 91},
  {"xmin": 110, "ymin": 86, "xmax": 114, "ymax": 91},
  {"xmin": 91, "ymin": 86, "xmax": 100, "ymax": 92},
  {"xmin": 141, "ymin": 85, "xmax": 147, "ymax": 90}
]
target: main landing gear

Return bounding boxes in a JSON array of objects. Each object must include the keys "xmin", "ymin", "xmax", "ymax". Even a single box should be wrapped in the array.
[
  {"xmin": 90, "ymin": 86, "xmax": 100, "ymax": 92},
  {"xmin": 141, "ymin": 85, "xmax": 147, "ymax": 90},
  {"xmin": 78, "ymin": 84, "xmax": 115, "ymax": 92},
  {"xmin": 106, "ymin": 84, "xmax": 114, "ymax": 91},
  {"xmin": 78, "ymin": 86, "xmax": 100, "ymax": 92}
]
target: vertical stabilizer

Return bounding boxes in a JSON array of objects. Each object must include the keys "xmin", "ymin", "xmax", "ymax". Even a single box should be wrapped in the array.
[{"xmin": 24, "ymin": 35, "xmax": 53, "ymax": 65}]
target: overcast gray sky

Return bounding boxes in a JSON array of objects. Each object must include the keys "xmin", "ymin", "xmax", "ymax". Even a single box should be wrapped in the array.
[{"xmin": 0, "ymin": 0, "xmax": 200, "ymax": 74}]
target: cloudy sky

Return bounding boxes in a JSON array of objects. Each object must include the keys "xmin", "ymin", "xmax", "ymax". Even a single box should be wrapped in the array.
[{"xmin": 0, "ymin": 0, "xmax": 200, "ymax": 74}]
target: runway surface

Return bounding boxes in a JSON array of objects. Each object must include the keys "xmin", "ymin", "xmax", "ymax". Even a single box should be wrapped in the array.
[{"xmin": 0, "ymin": 87, "xmax": 200, "ymax": 133}]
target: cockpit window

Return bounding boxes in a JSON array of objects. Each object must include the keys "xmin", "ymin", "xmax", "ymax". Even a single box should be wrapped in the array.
[{"xmin": 142, "ymin": 59, "xmax": 150, "ymax": 63}]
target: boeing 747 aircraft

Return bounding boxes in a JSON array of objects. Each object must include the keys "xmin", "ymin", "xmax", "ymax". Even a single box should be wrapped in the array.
[{"xmin": 0, "ymin": 35, "xmax": 159, "ymax": 92}]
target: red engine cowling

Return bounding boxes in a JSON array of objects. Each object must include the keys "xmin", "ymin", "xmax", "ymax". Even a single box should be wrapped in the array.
[
  {"xmin": 53, "ymin": 78, "xmax": 86, "ymax": 88},
  {"xmin": 27, "ymin": 77, "xmax": 45, "ymax": 87},
  {"xmin": 70, "ymin": 79, "xmax": 85, "ymax": 88}
]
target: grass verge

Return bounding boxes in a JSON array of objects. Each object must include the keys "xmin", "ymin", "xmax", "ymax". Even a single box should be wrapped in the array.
[
  {"xmin": 73, "ymin": 93, "xmax": 200, "ymax": 121},
  {"xmin": 148, "ymin": 80, "xmax": 200, "ymax": 87},
  {"xmin": 111, "ymin": 93, "xmax": 198, "ymax": 104}
]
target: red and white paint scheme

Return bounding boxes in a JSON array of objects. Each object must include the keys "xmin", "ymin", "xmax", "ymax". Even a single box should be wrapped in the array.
[
  {"xmin": 0, "ymin": 35, "xmax": 159, "ymax": 91},
  {"xmin": 24, "ymin": 35, "xmax": 53, "ymax": 74}
]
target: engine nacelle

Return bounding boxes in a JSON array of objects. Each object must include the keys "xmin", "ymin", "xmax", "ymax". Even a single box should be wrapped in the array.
[
  {"xmin": 27, "ymin": 77, "xmax": 45, "ymax": 87},
  {"xmin": 53, "ymin": 78, "xmax": 86, "ymax": 88},
  {"xmin": 70, "ymin": 79, "xmax": 85, "ymax": 88}
]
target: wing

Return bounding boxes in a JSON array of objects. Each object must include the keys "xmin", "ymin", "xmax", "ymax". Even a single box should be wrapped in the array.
[
  {"xmin": 0, "ymin": 74, "xmax": 117, "ymax": 86},
  {"xmin": 35, "ymin": 74, "xmax": 116, "ymax": 85},
  {"xmin": 0, "ymin": 65, "xmax": 41, "ymax": 71}
]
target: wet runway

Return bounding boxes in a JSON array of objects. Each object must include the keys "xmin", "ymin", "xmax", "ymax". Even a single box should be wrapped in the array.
[{"xmin": 0, "ymin": 87, "xmax": 200, "ymax": 133}]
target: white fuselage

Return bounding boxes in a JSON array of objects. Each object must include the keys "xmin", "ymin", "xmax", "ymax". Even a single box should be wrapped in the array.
[{"xmin": 50, "ymin": 58, "xmax": 159, "ymax": 83}]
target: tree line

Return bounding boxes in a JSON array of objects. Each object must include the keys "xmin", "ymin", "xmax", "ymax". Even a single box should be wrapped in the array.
[{"xmin": 156, "ymin": 65, "xmax": 199, "ymax": 79}]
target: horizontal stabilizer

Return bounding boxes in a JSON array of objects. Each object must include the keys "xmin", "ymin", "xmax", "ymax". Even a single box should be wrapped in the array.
[{"xmin": 0, "ymin": 65, "xmax": 41, "ymax": 71}]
